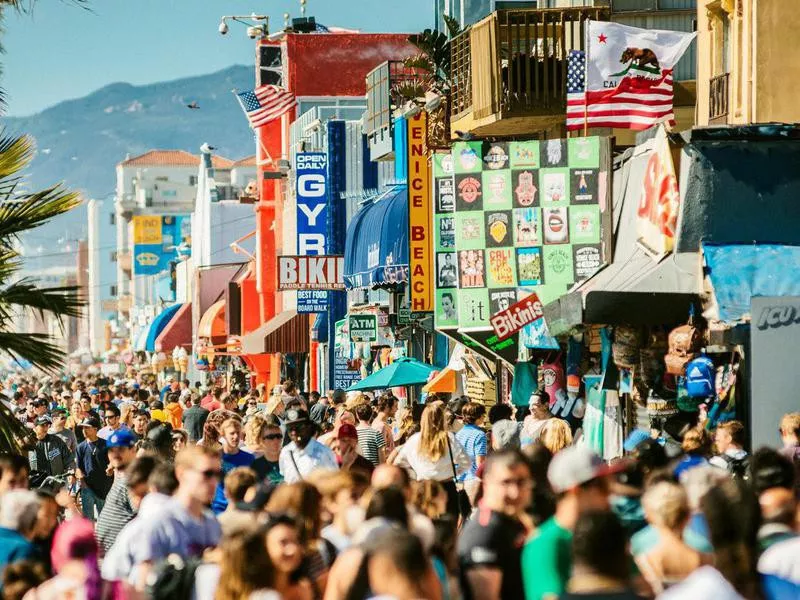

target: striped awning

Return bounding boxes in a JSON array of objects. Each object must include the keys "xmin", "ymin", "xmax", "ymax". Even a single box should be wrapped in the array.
[{"xmin": 240, "ymin": 310, "xmax": 311, "ymax": 355}]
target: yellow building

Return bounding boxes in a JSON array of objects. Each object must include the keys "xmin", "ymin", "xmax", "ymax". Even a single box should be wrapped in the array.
[{"xmin": 697, "ymin": 0, "xmax": 800, "ymax": 126}]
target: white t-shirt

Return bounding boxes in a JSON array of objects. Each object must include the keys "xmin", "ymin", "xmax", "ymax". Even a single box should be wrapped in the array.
[
  {"xmin": 192, "ymin": 564, "xmax": 280, "ymax": 600},
  {"xmin": 394, "ymin": 432, "xmax": 471, "ymax": 481}
]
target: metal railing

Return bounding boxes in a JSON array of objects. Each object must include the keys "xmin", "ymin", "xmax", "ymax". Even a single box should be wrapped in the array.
[
  {"xmin": 451, "ymin": 6, "xmax": 609, "ymax": 123},
  {"xmin": 709, "ymin": 73, "xmax": 729, "ymax": 123},
  {"xmin": 365, "ymin": 61, "xmax": 425, "ymax": 137}
]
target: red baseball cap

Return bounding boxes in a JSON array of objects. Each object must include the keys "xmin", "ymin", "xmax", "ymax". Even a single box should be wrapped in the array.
[{"xmin": 337, "ymin": 423, "xmax": 358, "ymax": 440}]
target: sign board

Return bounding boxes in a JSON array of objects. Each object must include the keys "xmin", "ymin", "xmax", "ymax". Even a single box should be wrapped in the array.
[
  {"xmin": 490, "ymin": 292, "xmax": 543, "ymax": 341},
  {"xmin": 433, "ymin": 152, "xmax": 457, "ymax": 330},
  {"xmin": 637, "ymin": 126, "xmax": 680, "ymax": 261},
  {"xmin": 750, "ymin": 296, "xmax": 800, "ymax": 450},
  {"xmin": 295, "ymin": 152, "xmax": 330, "ymax": 312},
  {"xmin": 407, "ymin": 113, "xmax": 434, "ymax": 312},
  {"xmin": 398, "ymin": 306, "xmax": 411, "ymax": 324},
  {"xmin": 297, "ymin": 291, "xmax": 329, "ymax": 313},
  {"xmin": 333, "ymin": 320, "xmax": 362, "ymax": 389},
  {"xmin": 132, "ymin": 215, "xmax": 189, "ymax": 276},
  {"xmin": 278, "ymin": 255, "xmax": 345, "ymax": 290},
  {"xmin": 349, "ymin": 314, "xmax": 378, "ymax": 343}
]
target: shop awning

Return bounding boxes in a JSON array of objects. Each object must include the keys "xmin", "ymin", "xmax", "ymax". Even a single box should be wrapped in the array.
[
  {"xmin": 144, "ymin": 304, "xmax": 183, "ymax": 352},
  {"xmin": 422, "ymin": 367, "xmax": 457, "ymax": 393},
  {"xmin": 703, "ymin": 243, "xmax": 800, "ymax": 323},
  {"xmin": 344, "ymin": 186, "xmax": 409, "ymax": 290},
  {"xmin": 240, "ymin": 310, "xmax": 311, "ymax": 355},
  {"xmin": 133, "ymin": 324, "xmax": 150, "ymax": 352},
  {"xmin": 312, "ymin": 313, "xmax": 328, "ymax": 344},
  {"xmin": 154, "ymin": 303, "xmax": 192, "ymax": 352},
  {"xmin": 198, "ymin": 300, "xmax": 226, "ymax": 339}
]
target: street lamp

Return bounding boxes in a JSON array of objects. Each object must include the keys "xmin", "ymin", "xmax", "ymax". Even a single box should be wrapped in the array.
[{"xmin": 218, "ymin": 14, "xmax": 269, "ymax": 39}]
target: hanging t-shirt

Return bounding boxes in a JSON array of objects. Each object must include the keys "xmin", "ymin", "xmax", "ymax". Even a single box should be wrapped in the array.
[{"xmin": 540, "ymin": 361, "xmax": 566, "ymax": 408}]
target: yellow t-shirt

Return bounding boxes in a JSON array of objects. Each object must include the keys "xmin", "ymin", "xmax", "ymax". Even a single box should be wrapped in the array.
[{"xmin": 150, "ymin": 408, "xmax": 168, "ymax": 423}]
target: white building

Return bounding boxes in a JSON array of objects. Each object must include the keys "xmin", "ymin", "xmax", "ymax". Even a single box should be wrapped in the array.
[{"xmin": 87, "ymin": 198, "xmax": 118, "ymax": 355}]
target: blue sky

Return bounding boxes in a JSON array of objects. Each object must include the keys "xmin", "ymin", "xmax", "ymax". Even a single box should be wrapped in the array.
[{"xmin": 2, "ymin": 0, "xmax": 433, "ymax": 116}]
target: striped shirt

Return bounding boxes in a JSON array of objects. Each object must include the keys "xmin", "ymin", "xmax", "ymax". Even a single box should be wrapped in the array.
[
  {"xmin": 455, "ymin": 424, "xmax": 487, "ymax": 482},
  {"xmin": 95, "ymin": 474, "xmax": 135, "ymax": 553},
  {"xmin": 356, "ymin": 425, "xmax": 386, "ymax": 466}
]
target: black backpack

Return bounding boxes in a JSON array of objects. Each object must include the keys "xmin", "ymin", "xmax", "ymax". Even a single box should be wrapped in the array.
[
  {"xmin": 722, "ymin": 454, "xmax": 751, "ymax": 482},
  {"xmin": 146, "ymin": 554, "xmax": 202, "ymax": 600}
]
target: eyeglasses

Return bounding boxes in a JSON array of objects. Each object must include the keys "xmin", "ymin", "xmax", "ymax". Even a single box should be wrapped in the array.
[
  {"xmin": 197, "ymin": 468, "xmax": 223, "ymax": 480},
  {"xmin": 263, "ymin": 433, "xmax": 282, "ymax": 441},
  {"xmin": 104, "ymin": 415, "xmax": 118, "ymax": 420}
]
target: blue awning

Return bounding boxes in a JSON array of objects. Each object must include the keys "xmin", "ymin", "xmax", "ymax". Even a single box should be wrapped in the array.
[
  {"xmin": 344, "ymin": 186, "xmax": 409, "ymax": 290},
  {"xmin": 312, "ymin": 312, "xmax": 328, "ymax": 344},
  {"xmin": 704, "ymin": 244, "xmax": 800, "ymax": 323},
  {"xmin": 145, "ymin": 304, "xmax": 183, "ymax": 352}
]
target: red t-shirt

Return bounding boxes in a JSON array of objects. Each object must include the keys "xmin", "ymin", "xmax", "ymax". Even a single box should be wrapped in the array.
[{"xmin": 201, "ymin": 396, "xmax": 222, "ymax": 412}]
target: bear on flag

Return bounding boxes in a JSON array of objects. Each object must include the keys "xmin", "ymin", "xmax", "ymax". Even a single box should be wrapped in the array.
[{"xmin": 567, "ymin": 21, "xmax": 696, "ymax": 131}]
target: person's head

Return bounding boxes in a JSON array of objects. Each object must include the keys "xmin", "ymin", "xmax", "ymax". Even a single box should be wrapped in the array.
[
  {"xmin": 365, "ymin": 486, "xmax": 409, "ymax": 527},
  {"xmin": 461, "ymin": 402, "xmax": 486, "ymax": 427},
  {"xmin": 540, "ymin": 418, "xmax": 573, "ymax": 455},
  {"xmin": 215, "ymin": 522, "xmax": 277, "ymax": 599},
  {"xmin": 171, "ymin": 429, "xmax": 188, "ymax": 453},
  {"xmin": 529, "ymin": 388, "xmax": 551, "ymax": 418},
  {"xmin": 715, "ymin": 420, "xmax": 745, "ymax": 453},
  {"xmin": 33, "ymin": 417, "xmax": 51, "ymax": 440},
  {"xmin": 441, "ymin": 292, "xmax": 454, "ymax": 315},
  {"xmin": 132, "ymin": 410, "xmax": 149, "ymax": 435},
  {"xmin": 419, "ymin": 402, "xmax": 448, "ymax": 461},
  {"xmin": 491, "ymin": 419, "xmax": 521, "ymax": 451},
  {"xmin": 779, "ymin": 412, "xmax": 800, "ymax": 448},
  {"xmin": 224, "ymin": 467, "xmax": 257, "ymax": 505},
  {"xmin": 148, "ymin": 461, "xmax": 179, "ymax": 496},
  {"xmin": 681, "ymin": 427, "xmax": 713, "ymax": 457},
  {"xmin": 363, "ymin": 528, "xmax": 429, "ymax": 599},
  {"xmin": 481, "ymin": 450, "xmax": 533, "ymax": 516},
  {"xmin": 166, "ymin": 392, "xmax": 180, "ymax": 406},
  {"xmin": 282, "ymin": 380, "xmax": 297, "ymax": 397},
  {"xmin": 1, "ymin": 560, "xmax": 48, "ymax": 600},
  {"xmin": 220, "ymin": 418, "xmax": 243, "ymax": 451},
  {"xmin": 30, "ymin": 491, "xmax": 59, "ymax": 542},
  {"xmin": 50, "ymin": 409, "xmax": 67, "ymax": 431},
  {"xmin": 372, "ymin": 464, "xmax": 412, "ymax": 500},
  {"xmin": 487, "ymin": 403, "xmax": 513, "ymax": 425},
  {"xmin": 106, "ymin": 428, "xmax": 138, "ymax": 470},
  {"xmin": 571, "ymin": 510, "xmax": 630, "ymax": 582},
  {"xmin": 266, "ymin": 482, "xmax": 322, "ymax": 546},
  {"xmin": 641, "ymin": 481, "xmax": 690, "ymax": 533},
  {"xmin": 0, "ymin": 490, "xmax": 40, "ymax": 538},
  {"xmin": 412, "ymin": 480, "xmax": 448, "ymax": 520},
  {"xmin": 631, "ymin": 439, "xmax": 669, "ymax": 474},
  {"xmin": 0, "ymin": 454, "xmax": 29, "ymax": 496},
  {"xmin": 264, "ymin": 515, "xmax": 304, "ymax": 578},
  {"xmin": 750, "ymin": 447, "xmax": 795, "ymax": 495},
  {"xmin": 332, "ymin": 389, "xmax": 346, "ymax": 407},
  {"xmin": 548, "ymin": 446, "xmax": 617, "ymax": 520},
  {"xmin": 355, "ymin": 403, "xmax": 374, "ymax": 424},
  {"xmin": 102, "ymin": 403, "xmax": 121, "ymax": 430},
  {"xmin": 334, "ymin": 423, "xmax": 359, "ymax": 458},
  {"xmin": 221, "ymin": 393, "xmax": 238, "ymax": 412},
  {"xmin": 125, "ymin": 455, "xmax": 161, "ymax": 510},
  {"xmin": 285, "ymin": 408, "xmax": 313, "ymax": 449},
  {"xmin": 174, "ymin": 445, "xmax": 223, "ymax": 506},
  {"xmin": 376, "ymin": 394, "xmax": 397, "ymax": 417},
  {"xmin": 314, "ymin": 471, "xmax": 358, "ymax": 522},
  {"xmin": 32, "ymin": 399, "xmax": 47, "ymax": 417}
]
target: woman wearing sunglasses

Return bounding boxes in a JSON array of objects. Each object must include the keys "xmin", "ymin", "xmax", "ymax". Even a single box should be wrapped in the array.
[{"xmin": 250, "ymin": 414, "xmax": 285, "ymax": 485}]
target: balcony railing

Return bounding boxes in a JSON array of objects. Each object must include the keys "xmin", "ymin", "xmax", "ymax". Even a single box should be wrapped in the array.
[
  {"xmin": 709, "ymin": 73, "xmax": 729, "ymax": 124},
  {"xmin": 451, "ymin": 6, "xmax": 609, "ymax": 136}
]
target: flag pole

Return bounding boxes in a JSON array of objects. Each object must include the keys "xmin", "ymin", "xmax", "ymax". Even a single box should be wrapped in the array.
[
  {"xmin": 232, "ymin": 88, "xmax": 276, "ymax": 166},
  {"xmin": 583, "ymin": 21, "xmax": 590, "ymax": 137}
]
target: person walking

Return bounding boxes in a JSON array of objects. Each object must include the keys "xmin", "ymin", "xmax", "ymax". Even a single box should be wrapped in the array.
[
  {"xmin": 454, "ymin": 402, "xmax": 487, "ymax": 504},
  {"xmin": 710, "ymin": 420, "xmax": 750, "ymax": 479},
  {"xmin": 95, "ymin": 429, "xmax": 139, "ymax": 553},
  {"xmin": 28, "ymin": 416, "xmax": 73, "ymax": 490},
  {"xmin": 249, "ymin": 414, "xmax": 285, "ymax": 485},
  {"xmin": 520, "ymin": 389, "xmax": 554, "ymax": 448},
  {"xmin": 355, "ymin": 403, "xmax": 386, "ymax": 466},
  {"xmin": 279, "ymin": 408, "xmax": 338, "ymax": 483},
  {"xmin": 212, "ymin": 418, "xmax": 254, "ymax": 514},
  {"xmin": 48, "ymin": 408, "xmax": 77, "ymax": 455},
  {"xmin": 74, "ymin": 416, "xmax": 113, "ymax": 521}
]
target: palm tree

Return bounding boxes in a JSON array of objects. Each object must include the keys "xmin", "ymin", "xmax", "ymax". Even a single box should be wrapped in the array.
[{"xmin": 0, "ymin": 0, "xmax": 87, "ymax": 453}]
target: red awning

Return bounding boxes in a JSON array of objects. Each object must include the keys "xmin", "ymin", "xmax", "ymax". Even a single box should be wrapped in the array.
[
  {"xmin": 198, "ymin": 300, "xmax": 226, "ymax": 339},
  {"xmin": 241, "ymin": 310, "xmax": 310, "ymax": 354},
  {"xmin": 154, "ymin": 303, "xmax": 192, "ymax": 352}
]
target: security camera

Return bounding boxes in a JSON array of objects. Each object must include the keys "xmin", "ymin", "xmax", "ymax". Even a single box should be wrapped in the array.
[
  {"xmin": 218, "ymin": 20, "xmax": 229, "ymax": 35},
  {"xmin": 246, "ymin": 26, "xmax": 261, "ymax": 39}
]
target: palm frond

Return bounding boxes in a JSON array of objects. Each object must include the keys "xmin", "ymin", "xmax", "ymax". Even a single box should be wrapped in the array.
[
  {"xmin": 0, "ymin": 282, "xmax": 83, "ymax": 326},
  {"xmin": 0, "ymin": 398, "xmax": 34, "ymax": 454},
  {"xmin": 0, "ymin": 185, "xmax": 82, "ymax": 243},
  {"xmin": 0, "ymin": 131, "xmax": 34, "ymax": 181},
  {"xmin": 0, "ymin": 331, "xmax": 71, "ymax": 372},
  {"xmin": 443, "ymin": 14, "xmax": 463, "ymax": 39}
]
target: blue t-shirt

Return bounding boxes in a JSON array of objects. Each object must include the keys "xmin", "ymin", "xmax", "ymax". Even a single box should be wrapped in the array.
[
  {"xmin": 454, "ymin": 424, "xmax": 487, "ymax": 482},
  {"xmin": 211, "ymin": 449, "xmax": 254, "ymax": 514},
  {"xmin": 0, "ymin": 526, "xmax": 37, "ymax": 576}
]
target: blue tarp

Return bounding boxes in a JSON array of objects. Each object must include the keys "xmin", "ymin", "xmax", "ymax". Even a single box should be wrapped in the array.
[
  {"xmin": 703, "ymin": 244, "xmax": 800, "ymax": 323},
  {"xmin": 312, "ymin": 312, "xmax": 328, "ymax": 344},
  {"xmin": 144, "ymin": 304, "xmax": 183, "ymax": 352},
  {"xmin": 343, "ymin": 186, "xmax": 409, "ymax": 290}
]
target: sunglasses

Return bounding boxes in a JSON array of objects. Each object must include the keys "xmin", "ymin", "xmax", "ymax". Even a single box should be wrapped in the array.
[
  {"xmin": 104, "ymin": 415, "xmax": 118, "ymax": 420},
  {"xmin": 197, "ymin": 468, "xmax": 223, "ymax": 480},
  {"xmin": 263, "ymin": 433, "xmax": 282, "ymax": 441}
]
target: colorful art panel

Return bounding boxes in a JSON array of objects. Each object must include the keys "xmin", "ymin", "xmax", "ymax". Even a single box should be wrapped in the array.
[
  {"xmin": 543, "ymin": 207, "xmax": 570, "ymax": 245},
  {"xmin": 436, "ymin": 289, "xmax": 459, "ymax": 327},
  {"xmin": 571, "ymin": 168, "xmax": 599, "ymax": 204},
  {"xmin": 509, "ymin": 140, "xmax": 541, "ymax": 168},
  {"xmin": 482, "ymin": 170, "xmax": 513, "ymax": 210},
  {"xmin": 568, "ymin": 136, "xmax": 600, "ymax": 169},
  {"xmin": 573, "ymin": 244, "xmax": 603, "ymax": 282},
  {"xmin": 486, "ymin": 248, "xmax": 517, "ymax": 288},
  {"xmin": 455, "ymin": 212, "xmax": 485, "ymax": 250},
  {"xmin": 540, "ymin": 169, "xmax": 570, "ymax": 207},
  {"xmin": 457, "ymin": 249, "xmax": 486, "ymax": 289},
  {"xmin": 453, "ymin": 141, "xmax": 483, "ymax": 174},
  {"xmin": 455, "ymin": 173, "xmax": 483, "ymax": 212},
  {"xmin": 512, "ymin": 169, "xmax": 540, "ymax": 208},
  {"xmin": 436, "ymin": 215, "xmax": 455, "ymax": 250},
  {"xmin": 513, "ymin": 208, "xmax": 542, "ymax": 247},
  {"xmin": 517, "ymin": 247, "xmax": 544, "ymax": 286},
  {"xmin": 485, "ymin": 211, "xmax": 513, "ymax": 247},
  {"xmin": 458, "ymin": 288, "xmax": 491, "ymax": 329},
  {"xmin": 569, "ymin": 205, "xmax": 601, "ymax": 245},
  {"xmin": 542, "ymin": 245, "xmax": 574, "ymax": 286}
]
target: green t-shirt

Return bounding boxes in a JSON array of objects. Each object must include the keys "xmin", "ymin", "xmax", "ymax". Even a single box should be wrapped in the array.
[{"xmin": 522, "ymin": 516, "xmax": 573, "ymax": 600}]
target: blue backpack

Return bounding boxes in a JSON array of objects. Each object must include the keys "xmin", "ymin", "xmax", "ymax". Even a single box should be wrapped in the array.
[{"xmin": 685, "ymin": 355, "xmax": 715, "ymax": 398}]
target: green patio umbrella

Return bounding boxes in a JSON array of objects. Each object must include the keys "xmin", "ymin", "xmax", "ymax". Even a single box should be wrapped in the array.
[{"xmin": 347, "ymin": 357, "xmax": 438, "ymax": 391}]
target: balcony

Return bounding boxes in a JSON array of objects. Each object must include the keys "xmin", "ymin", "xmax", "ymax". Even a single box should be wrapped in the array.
[
  {"xmin": 450, "ymin": 6, "xmax": 609, "ymax": 138},
  {"xmin": 118, "ymin": 250, "xmax": 132, "ymax": 273},
  {"xmin": 365, "ymin": 60, "xmax": 425, "ymax": 161},
  {"xmin": 709, "ymin": 73, "xmax": 729, "ymax": 125}
]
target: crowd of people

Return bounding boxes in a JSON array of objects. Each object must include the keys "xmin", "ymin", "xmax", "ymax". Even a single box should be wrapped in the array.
[{"xmin": 0, "ymin": 373, "xmax": 797, "ymax": 600}]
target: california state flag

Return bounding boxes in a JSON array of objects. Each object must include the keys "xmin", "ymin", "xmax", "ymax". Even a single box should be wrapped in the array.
[{"xmin": 569, "ymin": 21, "xmax": 696, "ymax": 131}]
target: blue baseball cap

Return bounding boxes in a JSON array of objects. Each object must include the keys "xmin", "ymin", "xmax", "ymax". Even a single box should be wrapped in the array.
[
  {"xmin": 89, "ymin": 388, "xmax": 100, "ymax": 395},
  {"xmin": 623, "ymin": 429, "xmax": 651, "ymax": 452},
  {"xmin": 107, "ymin": 429, "xmax": 137, "ymax": 449}
]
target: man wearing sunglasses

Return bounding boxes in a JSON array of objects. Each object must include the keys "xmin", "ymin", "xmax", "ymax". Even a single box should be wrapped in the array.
[
  {"xmin": 98, "ymin": 404, "xmax": 127, "ymax": 441},
  {"xmin": 131, "ymin": 445, "xmax": 222, "ymax": 592},
  {"xmin": 279, "ymin": 408, "xmax": 338, "ymax": 483}
]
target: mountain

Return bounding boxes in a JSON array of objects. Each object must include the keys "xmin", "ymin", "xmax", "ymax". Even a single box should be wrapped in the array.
[{"xmin": 1, "ymin": 65, "xmax": 258, "ymax": 246}]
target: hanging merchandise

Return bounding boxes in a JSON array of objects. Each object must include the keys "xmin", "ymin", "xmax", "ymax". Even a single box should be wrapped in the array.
[
  {"xmin": 664, "ymin": 320, "xmax": 703, "ymax": 376},
  {"xmin": 540, "ymin": 358, "xmax": 566, "ymax": 408},
  {"xmin": 684, "ymin": 354, "xmax": 715, "ymax": 398},
  {"xmin": 612, "ymin": 325, "xmax": 642, "ymax": 370},
  {"xmin": 646, "ymin": 388, "xmax": 679, "ymax": 418},
  {"xmin": 582, "ymin": 374, "xmax": 605, "ymax": 456},
  {"xmin": 512, "ymin": 361, "xmax": 537, "ymax": 408},
  {"xmin": 706, "ymin": 357, "xmax": 740, "ymax": 428},
  {"xmin": 602, "ymin": 389, "xmax": 624, "ymax": 461},
  {"xmin": 676, "ymin": 378, "xmax": 703, "ymax": 413}
]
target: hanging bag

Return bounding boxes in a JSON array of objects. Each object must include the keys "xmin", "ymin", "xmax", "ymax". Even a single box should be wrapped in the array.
[{"xmin": 446, "ymin": 436, "xmax": 472, "ymax": 521}]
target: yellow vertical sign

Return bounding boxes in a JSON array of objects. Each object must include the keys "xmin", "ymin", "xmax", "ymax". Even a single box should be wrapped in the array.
[
  {"xmin": 407, "ymin": 113, "xmax": 433, "ymax": 312},
  {"xmin": 133, "ymin": 216, "xmax": 162, "ymax": 245}
]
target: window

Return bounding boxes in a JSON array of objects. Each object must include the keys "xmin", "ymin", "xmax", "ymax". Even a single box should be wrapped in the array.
[
  {"xmin": 109, "ymin": 213, "xmax": 116, "ymax": 226},
  {"xmin": 110, "ymin": 251, "xmax": 118, "ymax": 262},
  {"xmin": 189, "ymin": 175, "xmax": 198, "ymax": 186},
  {"xmin": 110, "ymin": 285, "xmax": 118, "ymax": 297}
]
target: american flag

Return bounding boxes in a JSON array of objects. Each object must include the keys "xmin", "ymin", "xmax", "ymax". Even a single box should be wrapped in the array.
[
  {"xmin": 235, "ymin": 85, "xmax": 297, "ymax": 129},
  {"xmin": 566, "ymin": 49, "xmax": 676, "ymax": 131}
]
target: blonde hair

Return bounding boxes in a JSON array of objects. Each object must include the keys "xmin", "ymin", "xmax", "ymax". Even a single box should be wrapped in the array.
[
  {"xmin": 175, "ymin": 444, "xmax": 221, "ymax": 470},
  {"xmin": 780, "ymin": 412, "xmax": 800, "ymax": 438},
  {"xmin": 310, "ymin": 471, "xmax": 355, "ymax": 502},
  {"xmin": 120, "ymin": 403, "xmax": 134, "ymax": 427},
  {"xmin": 541, "ymin": 419, "xmax": 573, "ymax": 455},
  {"xmin": 412, "ymin": 479, "xmax": 447, "ymax": 519},
  {"xmin": 214, "ymin": 522, "xmax": 274, "ymax": 600},
  {"xmin": 682, "ymin": 427, "xmax": 712, "ymax": 456},
  {"xmin": 220, "ymin": 418, "xmax": 242, "ymax": 434},
  {"xmin": 642, "ymin": 481, "xmax": 690, "ymax": 531},
  {"xmin": 419, "ymin": 402, "xmax": 449, "ymax": 462}
]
